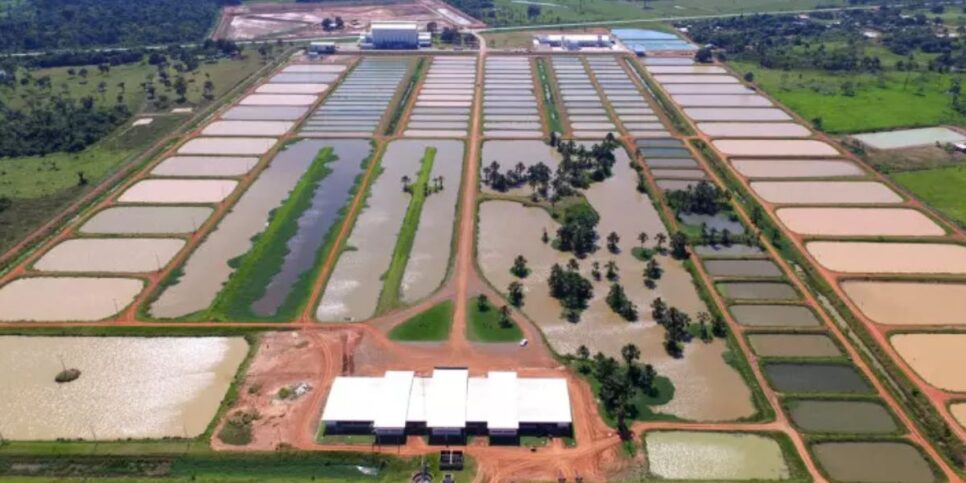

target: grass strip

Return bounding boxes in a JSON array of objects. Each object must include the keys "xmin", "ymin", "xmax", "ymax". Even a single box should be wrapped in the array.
[
  {"xmin": 383, "ymin": 57, "xmax": 426, "ymax": 136},
  {"xmin": 209, "ymin": 147, "xmax": 335, "ymax": 321},
  {"xmin": 0, "ymin": 451, "xmax": 474, "ymax": 482},
  {"xmin": 375, "ymin": 147, "xmax": 436, "ymax": 312},
  {"xmin": 388, "ymin": 300, "xmax": 453, "ymax": 342},
  {"xmin": 535, "ymin": 57, "xmax": 564, "ymax": 134}
]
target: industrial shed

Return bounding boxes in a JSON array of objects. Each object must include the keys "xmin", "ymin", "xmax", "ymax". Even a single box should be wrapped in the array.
[{"xmin": 320, "ymin": 368, "xmax": 572, "ymax": 440}]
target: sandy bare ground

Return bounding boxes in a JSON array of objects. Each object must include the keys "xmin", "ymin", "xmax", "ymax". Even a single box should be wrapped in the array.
[{"xmin": 213, "ymin": 0, "xmax": 484, "ymax": 41}]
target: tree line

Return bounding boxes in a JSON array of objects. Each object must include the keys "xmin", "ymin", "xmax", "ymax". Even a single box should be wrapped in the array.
[
  {"xmin": 0, "ymin": 0, "xmax": 239, "ymax": 53},
  {"xmin": 685, "ymin": 6, "xmax": 966, "ymax": 72}
]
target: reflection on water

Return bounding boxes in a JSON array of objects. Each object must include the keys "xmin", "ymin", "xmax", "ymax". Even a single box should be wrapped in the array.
[
  {"xmin": 0, "ymin": 336, "xmax": 247, "ymax": 440},
  {"xmin": 252, "ymin": 139, "xmax": 370, "ymax": 316}
]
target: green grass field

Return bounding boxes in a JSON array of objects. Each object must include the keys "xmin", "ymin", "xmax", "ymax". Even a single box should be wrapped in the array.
[
  {"xmin": 387, "ymin": 300, "xmax": 454, "ymax": 341},
  {"xmin": 892, "ymin": 165, "xmax": 966, "ymax": 227},
  {"xmin": 483, "ymin": 0, "xmax": 847, "ymax": 28},
  {"xmin": 467, "ymin": 299, "xmax": 524, "ymax": 342},
  {"xmin": 731, "ymin": 60, "xmax": 966, "ymax": 133},
  {"xmin": 0, "ymin": 54, "xmax": 265, "ymax": 257}
]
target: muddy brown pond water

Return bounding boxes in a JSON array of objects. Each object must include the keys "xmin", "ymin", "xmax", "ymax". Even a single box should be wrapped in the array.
[{"xmin": 0, "ymin": 336, "xmax": 247, "ymax": 439}]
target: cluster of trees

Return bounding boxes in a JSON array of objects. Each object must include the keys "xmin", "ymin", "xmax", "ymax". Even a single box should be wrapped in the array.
[
  {"xmin": 650, "ymin": 298, "xmax": 725, "ymax": 357},
  {"xmin": 606, "ymin": 283, "xmax": 638, "ymax": 321},
  {"xmin": 666, "ymin": 180, "xmax": 727, "ymax": 216},
  {"xmin": 554, "ymin": 136, "xmax": 618, "ymax": 189},
  {"xmin": 482, "ymin": 137, "xmax": 618, "ymax": 206},
  {"xmin": 686, "ymin": 7, "xmax": 966, "ymax": 72},
  {"xmin": 0, "ymin": 95, "xmax": 127, "ymax": 157},
  {"xmin": 548, "ymin": 259, "xmax": 594, "ymax": 322},
  {"xmin": 574, "ymin": 343, "xmax": 659, "ymax": 437},
  {"xmin": 556, "ymin": 202, "xmax": 600, "ymax": 258},
  {"xmin": 0, "ymin": 0, "xmax": 237, "ymax": 53},
  {"xmin": 0, "ymin": 42, "xmax": 233, "ymax": 158},
  {"xmin": 481, "ymin": 160, "xmax": 552, "ymax": 195}
]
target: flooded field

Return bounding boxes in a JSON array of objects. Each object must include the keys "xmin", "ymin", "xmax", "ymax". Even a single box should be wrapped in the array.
[
  {"xmin": 764, "ymin": 363, "xmax": 872, "ymax": 393},
  {"xmin": 222, "ymin": 105, "xmax": 309, "ymax": 121},
  {"xmin": 813, "ymin": 442, "xmax": 936, "ymax": 482},
  {"xmin": 552, "ymin": 57, "xmax": 617, "ymax": 135},
  {"xmin": 713, "ymin": 139, "xmax": 839, "ymax": 157},
  {"xmin": 151, "ymin": 139, "xmax": 320, "ymax": 318},
  {"xmin": 178, "ymin": 137, "xmax": 277, "ymax": 156},
  {"xmin": 717, "ymin": 282, "xmax": 797, "ymax": 301},
  {"xmin": 118, "ymin": 179, "xmax": 238, "ymax": 204},
  {"xmin": 477, "ymin": 198, "xmax": 754, "ymax": 421},
  {"xmin": 730, "ymin": 304, "xmax": 820, "ymax": 327},
  {"xmin": 152, "ymin": 156, "xmax": 258, "ymax": 177},
  {"xmin": 201, "ymin": 120, "xmax": 294, "ymax": 136},
  {"xmin": 788, "ymin": 400, "xmax": 897, "ymax": 434},
  {"xmin": 694, "ymin": 244, "xmax": 766, "ymax": 258},
  {"xmin": 842, "ymin": 281, "xmax": 966, "ymax": 326},
  {"xmin": 81, "ymin": 206, "xmax": 213, "ymax": 234},
  {"xmin": 704, "ymin": 259, "xmax": 781, "ymax": 278},
  {"xmin": 0, "ymin": 277, "xmax": 143, "ymax": 321},
  {"xmin": 748, "ymin": 334, "xmax": 841, "ymax": 358},
  {"xmin": 316, "ymin": 140, "xmax": 424, "ymax": 322},
  {"xmin": 282, "ymin": 64, "xmax": 346, "ymax": 73},
  {"xmin": 34, "ymin": 238, "xmax": 184, "ymax": 273},
  {"xmin": 654, "ymin": 75, "xmax": 740, "ymax": 84},
  {"xmin": 750, "ymin": 181, "xmax": 902, "ymax": 205},
  {"xmin": 684, "ymin": 107, "xmax": 791, "ymax": 122},
  {"xmin": 239, "ymin": 94, "xmax": 318, "ymax": 106},
  {"xmin": 400, "ymin": 140, "xmax": 464, "ymax": 303},
  {"xmin": 646, "ymin": 65, "xmax": 727, "ymax": 75},
  {"xmin": 776, "ymin": 208, "xmax": 944, "ymax": 237},
  {"xmin": 407, "ymin": 58, "xmax": 476, "ymax": 137},
  {"xmin": 698, "ymin": 122, "xmax": 810, "ymax": 138},
  {"xmin": 891, "ymin": 334, "xmax": 966, "ymax": 391},
  {"xmin": 0, "ymin": 336, "xmax": 247, "ymax": 439},
  {"xmin": 302, "ymin": 58, "xmax": 409, "ymax": 136},
  {"xmin": 672, "ymin": 94, "xmax": 772, "ymax": 107},
  {"xmin": 678, "ymin": 213, "xmax": 742, "ymax": 233},
  {"xmin": 644, "ymin": 431, "xmax": 789, "ymax": 480},
  {"xmin": 664, "ymin": 84, "xmax": 754, "ymax": 94},
  {"xmin": 251, "ymin": 139, "xmax": 370, "ymax": 317},
  {"xmin": 731, "ymin": 159, "xmax": 864, "ymax": 178},
  {"xmin": 255, "ymin": 83, "xmax": 328, "ymax": 94},
  {"xmin": 807, "ymin": 242, "xmax": 966, "ymax": 274},
  {"xmin": 853, "ymin": 126, "xmax": 966, "ymax": 150}
]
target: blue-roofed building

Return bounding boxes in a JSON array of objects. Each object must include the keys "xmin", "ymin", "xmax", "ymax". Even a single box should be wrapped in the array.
[{"xmin": 611, "ymin": 29, "xmax": 697, "ymax": 55}]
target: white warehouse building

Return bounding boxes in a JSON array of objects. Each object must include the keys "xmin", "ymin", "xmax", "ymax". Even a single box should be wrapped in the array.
[
  {"xmin": 364, "ymin": 22, "xmax": 420, "ymax": 49},
  {"xmin": 320, "ymin": 368, "xmax": 572, "ymax": 441}
]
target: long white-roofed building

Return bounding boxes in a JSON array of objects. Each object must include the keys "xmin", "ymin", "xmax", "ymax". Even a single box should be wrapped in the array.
[{"xmin": 320, "ymin": 368, "xmax": 572, "ymax": 442}]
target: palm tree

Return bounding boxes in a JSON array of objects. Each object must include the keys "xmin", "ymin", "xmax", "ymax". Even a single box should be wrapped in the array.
[
  {"xmin": 605, "ymin": 260, "xmax": 619, "ymax": 281},
  {"xmin": 637, "ymin": 232, "xmax": 648, "ymax": 248},
  {"xmin": 620, "ymin": 343, "xmax": 640, "ymax": 365},
  {"xmin": 655, "ymin": 233, "xmax": 667, "ymax": 250}
]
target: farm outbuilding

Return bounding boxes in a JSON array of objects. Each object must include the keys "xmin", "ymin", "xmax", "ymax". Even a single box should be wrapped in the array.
[
  {"xmin": 320, "ymin": 368, "xmax": 572, "ymax": 440},
  {"xmin": 364, "ymin": 22, "xmax": 420, "ymax": 49}
]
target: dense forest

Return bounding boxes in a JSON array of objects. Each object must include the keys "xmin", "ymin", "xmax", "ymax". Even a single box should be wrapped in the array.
[
  {"xmin": 0, "ymin": 97, "xmax": 127, "ymax": 158},
  {"xmin": 0, "ymin": 0, "xmax": 239, "ymax": 52},
  {"xmin": 686, "ymin": 5, "xmax": 966, "ymax": 72}
]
